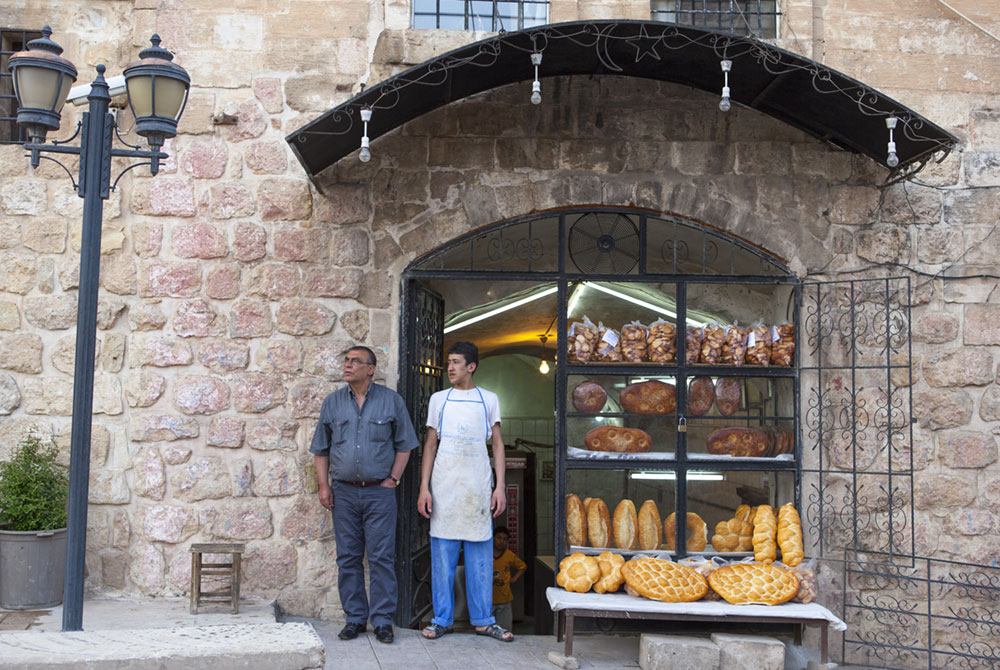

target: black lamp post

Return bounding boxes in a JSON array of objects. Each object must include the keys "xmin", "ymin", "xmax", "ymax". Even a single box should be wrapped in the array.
[{"xmin": 8, "ymin": 27, "xmax": 189, "ymax": 632}]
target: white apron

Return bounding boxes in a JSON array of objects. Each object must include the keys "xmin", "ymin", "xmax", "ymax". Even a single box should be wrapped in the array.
[{"xmin": 429, "ymin": 387, "xmax": 494, "ymax": 542}]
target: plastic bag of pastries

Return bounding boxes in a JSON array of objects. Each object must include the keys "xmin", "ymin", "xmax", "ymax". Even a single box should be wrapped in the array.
[
  {"xmin": 720, "ymin": 325, "xmax": 749, "ymax": 367},
  {"xmin": 745, "ymin": 322, "xmax": 771, "ymax": 366},
  {"xmin": 699, "ymin": 323, "xmax": 725, "ymax": 364},
  {"xmin": 678, "ymin": 556, "xmax": 726, "ymax": 600},
  {"xmin": 621, "ymin": 321, "xmax": 649, "ymax": 362},
  {"xmin": 685, "ymin": 325, "xmax": 704, "ymax": 364},
  {"xmin": 567, "ymin": 316, "xmax": 599, "ymax": 363},
  {"xmin": 594, "ymin": 323, "xmax": 623, "ymax": 362},
  {"xmin": 770, "ymin": 323, "xmax": 795, "ymax": 367},
  {"xmin": 790, "ymin": 557, "xmax": 817, "ymax": 604},
  {"xmin": 647, "ymin": 319, "xmax": 677, "ymax": 363}
]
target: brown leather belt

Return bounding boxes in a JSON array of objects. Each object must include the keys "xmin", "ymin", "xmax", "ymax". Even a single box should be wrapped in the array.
[{"xmin": 338, "ymin": 479, "xmax": 384, "ymax": 487}]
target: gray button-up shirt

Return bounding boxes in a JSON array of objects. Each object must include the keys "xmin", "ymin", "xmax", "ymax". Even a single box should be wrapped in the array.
[{"xmin": 309, "ymin": 382, "xmax": 419, "ymax": 482}]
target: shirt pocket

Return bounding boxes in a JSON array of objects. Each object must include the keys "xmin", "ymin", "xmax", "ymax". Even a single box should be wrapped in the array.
[
  {"xmin": 369, "ymin": 416, "xmax": 394, "ymax": 443},
  {"xmin": 333, "ymin": 418, "xmax": 350, "ymax": 445}
]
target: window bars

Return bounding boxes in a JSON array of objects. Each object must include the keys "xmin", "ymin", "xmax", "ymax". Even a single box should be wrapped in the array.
[
  {"xmin": 412, "ymin": 0, "xmax": 549, "ymax": 31},
  {"xmin": 651, "ymin": 0, "xmax": 780, "ymax": 38},
  {"xmin": 0, "ymin": 29, "xmax": 43, "ymax": 144}
]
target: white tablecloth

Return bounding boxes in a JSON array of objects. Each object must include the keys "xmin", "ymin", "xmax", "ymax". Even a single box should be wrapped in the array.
[{"xmin": 546, "ymin": 587, "xmax": 847, "ymax": 631}]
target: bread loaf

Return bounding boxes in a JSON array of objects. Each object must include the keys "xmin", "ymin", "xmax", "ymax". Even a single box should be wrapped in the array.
[
  {"xmin": 587, "ymin": 498, "xmax": 611, "ymax": 548},
  {"xmin": 711, "ymin": 517, "xmax": 754, "ymax": 552},
  {"xmin": 687, "ymin": 376, "xmax": 715, "ymax": 416},
  {"xmin": 621, "ymin": 557, "xmax": 708, "ymax": 602},
  {"xmin": 566, "ymin": 494, "xmax": 588, "ymax": 547},
  {"xmin": 556, "ymin": 552, "xmax": 601, "ymax": 593},
  {"xmin": 593, "ymin": 551, "xmax": 625, "ymax": 594},
  {"xmin": 572, "ymin": 381, "xmax": 607, "ymax": 414},
  {"xmin": 584, "ymin": 426, "xmax": 653, "ymax": 453},
  {"xmin": 664, "ymin": 512, "xmax": 707, "ymax": 552},
  {"xmin": 613, "ymin": 499, "xmax": 638, "ymax": 550},
  {"xmin": 619, "ymin": 380, "xmax": 676, "ymax": 415},
  {"xmin": 706, "ymin": 427, "xmax": 770, "ymax": 457},
  {"xmin": 752, "ymin": 505, "xmax": 778, "ymax": 564},
  {"xmin": 637, "ymin": 500, "xmax": 662, "ymax": 551},
  {"xmin": 714, "ymin": 377, "xmax": 742, "ymax": 416},
  {"xmin": 777, "ymin": 503, "xmax": 804, "ymax": 567},
  {"xmin": 707, "ymin": 562, "xmax": 799, "ymax": 605}
]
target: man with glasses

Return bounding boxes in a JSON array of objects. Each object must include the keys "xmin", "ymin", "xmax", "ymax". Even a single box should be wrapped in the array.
[{"xmin": 310, "ymin": 346, "xmax": 418, "ymax": 644}]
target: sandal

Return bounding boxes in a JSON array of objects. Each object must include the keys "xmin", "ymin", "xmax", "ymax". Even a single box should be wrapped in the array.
[
  {"xmin": 475, "ymin": 623, "xmax": 513, "ymax": 642},
  {"xmin": 422, "ymin": 623, "xmax": 453, "ymax": 640}
]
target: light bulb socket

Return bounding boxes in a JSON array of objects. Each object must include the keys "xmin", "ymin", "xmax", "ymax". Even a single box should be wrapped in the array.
[
  {"xmin": 721, "ymin": 85, "xmax": 730, "ymax": 98},
  {"xmin": 360, "ymin": 108, "xmax": 372, "ymax": 123},
  {"xmin": 531, "ymin": 52, "xmax": 542, "ymax": 66},
  {"xmin": 885, "ymin": 116, "xmax": 898, "ymax": 130},
  {"xmin": 721, "ymin": 59, "xmax": 732, "ymax": 72},
  {"xmin": 532, "ymin": 80, "xmax": 541, "ymax": 93}
]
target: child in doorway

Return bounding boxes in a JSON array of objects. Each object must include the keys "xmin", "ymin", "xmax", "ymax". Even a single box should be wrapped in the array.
[{"xmin": 492, "ymin": 526, "xmax": 527, "ymax": 632}]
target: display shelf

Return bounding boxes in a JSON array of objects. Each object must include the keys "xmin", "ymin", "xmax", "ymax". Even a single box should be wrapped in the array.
[{"xmin": 565, "ymin": 363, "xmax": 796, "ymax": 377}]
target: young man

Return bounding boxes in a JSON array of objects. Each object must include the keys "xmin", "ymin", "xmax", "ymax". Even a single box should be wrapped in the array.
[
  {"xmin": 417, "ymin": 341, "xmax": 512, "ymax": 642},
  {"xmin": 310, "ymin": 346, "xmax": 419, "ymax": 644},
  {"xmin": 491, "ymin": 526, "xmax": 527, "ymax": 632}
]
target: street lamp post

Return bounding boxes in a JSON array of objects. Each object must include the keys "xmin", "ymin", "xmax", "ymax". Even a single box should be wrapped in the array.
[{"xmin": 8, "ymin": 27, "xmax": 190, "ymax": 632}]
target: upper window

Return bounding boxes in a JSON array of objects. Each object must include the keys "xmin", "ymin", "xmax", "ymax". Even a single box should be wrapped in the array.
[
  {"xmin": 1, "ymin": 29, "xmax": 42, "ymax": 144},
  {"xmin": 413, "ymin": 0, "xmax": 549, "ymax": 31},
  {"xmin": 651, "ymin": 0, "xmax": 779, "ymax": 38}
]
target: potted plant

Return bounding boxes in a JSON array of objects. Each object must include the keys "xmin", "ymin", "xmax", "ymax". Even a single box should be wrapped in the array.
[{"xmin": 0, "ymin": 431, "xmax": 69, "ymax": 609}]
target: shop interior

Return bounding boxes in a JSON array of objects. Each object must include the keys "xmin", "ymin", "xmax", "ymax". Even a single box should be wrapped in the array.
[{"xmin": 421, "ymin": 271, "xmax": 797, "ymax": 634}]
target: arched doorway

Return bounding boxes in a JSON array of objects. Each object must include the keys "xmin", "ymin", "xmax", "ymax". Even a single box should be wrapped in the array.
[{"xmin": 394, "ymin": 206, "xmax": 799, "ymax": 629}]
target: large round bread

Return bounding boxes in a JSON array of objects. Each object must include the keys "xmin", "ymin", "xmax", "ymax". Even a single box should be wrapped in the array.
[
  {"xmin": 593, "ymin": 551, "xmax": 625, "ymax": 594},
  {"xmin": 687, "ymin": 376, "xmax": 715, "ymax": 415},
  {"xmin": 619, "ymin": 381, "xmax": 676, "ymax": 415},
  {"xmin": 707, "ymin": 562, "xmax": 800, "ymax": 605},
  {"xmin": 711, "ymin": 517, "xmax": 754, "ymax": 552},
  {"xmin": 621, "ymin": 557, "xmax": 708, "ymax": 602},
  {"xmin": 566, "ymin": 494, "xmax": 588, "ymax": 547},
  {"xmin": 572, "ymin": 381, "xmax": 607, "ymax": 414},
  {"xmin": 556, "ymin": 552, "xmax": 601, "ymax": 593},
  {"xmin": 714, "ymin": 377, "xmax": 742, "ymax": 416},
  {"xmin": 664, "ymin": 512, "xmax": 707, "ymax": 552},
  {"xmin": 587, "ymin": 498, "xmax": 611, "ymax": 548},
  {"xmin": 584, "ymin": 426, "xmax": 652, "ymax": 453},
  {"xmin": 613, "ymin": 499, "xmax": 638, "ymax": 550}
]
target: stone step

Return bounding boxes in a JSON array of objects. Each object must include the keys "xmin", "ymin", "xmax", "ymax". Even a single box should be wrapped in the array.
[
  {"xmin": 639, "ymin": 632, "xmax": 786, "ymax": 670},
  {"xmin": 0, "ymin": 621, "xmax": 324, "ymax": 670}
]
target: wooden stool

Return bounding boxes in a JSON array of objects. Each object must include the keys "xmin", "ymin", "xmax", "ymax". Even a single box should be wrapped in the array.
[{"xmin": 189, "ymin": 543, "xmax": 245, "ymax": 614}]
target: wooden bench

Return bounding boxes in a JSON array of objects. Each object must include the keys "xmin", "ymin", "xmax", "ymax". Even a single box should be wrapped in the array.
[
  {"xmin": 190, "ymin": 543, "xmax": 245, "ymax": 614},
  {"xmin": 546, "ymin": 588, "xmax": 845, "ymax": 665}
]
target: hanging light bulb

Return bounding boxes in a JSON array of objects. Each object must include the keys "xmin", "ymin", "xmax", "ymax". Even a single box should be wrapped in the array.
[
  {"xmin": 530, "ymin": 52, "xmax": 542, "ymax": 105},
  {"xmin": 885, "ymin": 116, "xmax": 899, "ymax": 168},
  {"xmin": 539, "ymin": 359, "xmax": 550, "ymax": 374},
  {"xmin": 719, "ymin": 60, "xmax": 732, "ymax": 112},
  {"xmin": 359, "ymin": 107, "xmax": 372, "ymax": 162}
]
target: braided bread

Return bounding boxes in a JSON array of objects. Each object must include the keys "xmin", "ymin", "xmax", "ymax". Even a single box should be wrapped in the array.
[
  {"xmin": 592, "ymin": 551, "xmax": 625, "ymax": 594},
  {"xmin": 707, "ymin": 562, "xmax": 800, "ymax": 605},
  {"xmin": 711, "ymin": 517, "xmax": 753, "ymax": 552},
  {"xmin": 556, "ymin": 552, "xmax": 600, "ymax": 593},
  {"xmin": 752, "ymin": 505, "xmax": 778, "ymax": 564},
  {"xmin": 777, "ymin": 503, "xmax": 804, "ymax": 567},
  {"xmin": 621, "ymin": 557, "xmax": 708, "ymax": 602}
]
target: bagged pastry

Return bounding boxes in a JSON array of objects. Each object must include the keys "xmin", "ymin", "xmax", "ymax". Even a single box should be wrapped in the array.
[
  {"xmin": 771, "ymin": 323, "xmax": 794, "ymax": 367},
  {"xmin": 594, "ymin": 323, "xmax": 623, "ymax": 362},
  {"xmin": 679, "ymin": 556, "xmax": 725, "ymax": 600},
  {"xmin": 567, "ymin": 317, "xmax": 599, "ymax": 363},
  {"xmin": 685, "ymin": 325, "xmax": 703, "ymax": 365},
  {"xmin": 790, "ymin": 558, "xmax": 817, "ymax": 604},
  {"xmin": 745, "ymin": 323, "xmax": 771, "ymax": 366},
  {"xmin": 699, "ymin": 323, "xmax": 725, "ymax": 364},
  {"xmin": 621, "ymin": 321, "xmax": 649, "ymax": 362},
  {"xmin": 647, "ymin": 319, "xmax": 677, "ymax": 363},
  {"xmin": 721, "ymin": 325, "xmax": 748, "ymax": 367}
]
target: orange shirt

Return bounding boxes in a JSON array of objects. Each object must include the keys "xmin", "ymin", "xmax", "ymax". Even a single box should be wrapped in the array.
[{"xmin": 492, "ymin": 549, "xmax": 527, "ymax": 605}]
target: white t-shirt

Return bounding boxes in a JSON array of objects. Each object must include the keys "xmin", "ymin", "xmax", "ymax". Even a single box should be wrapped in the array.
[{"xmin": 425, "ymin": 386, "xmax": 501, "ymax": 541}]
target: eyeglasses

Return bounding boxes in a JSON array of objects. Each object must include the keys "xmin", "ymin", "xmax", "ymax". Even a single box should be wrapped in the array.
[{"xmin": 344, "ymin": 357, "xmax": 374, "ymax": 367}]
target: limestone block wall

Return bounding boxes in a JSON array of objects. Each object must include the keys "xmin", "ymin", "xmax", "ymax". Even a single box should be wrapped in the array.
[{"xmin": 0, "ymin": 0, "xmax": 997, "ymax": 619}]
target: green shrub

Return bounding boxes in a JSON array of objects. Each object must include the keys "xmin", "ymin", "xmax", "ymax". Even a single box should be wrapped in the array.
[{"xmin": 0, "ymin": 432, "xmax": 69, "ymax": 531}]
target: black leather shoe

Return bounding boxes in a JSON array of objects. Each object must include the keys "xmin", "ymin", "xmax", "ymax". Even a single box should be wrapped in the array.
[
  {"xmin": 338, "ymin": 622, "xmax": 366, "ymax": 640},
  {"xmin": 374, "ymin": 625, "xmax": 394, "ymax": 644}
]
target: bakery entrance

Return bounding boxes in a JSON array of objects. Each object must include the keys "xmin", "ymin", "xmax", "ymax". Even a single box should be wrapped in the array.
[{"xmin": 396, "ymin": 208, "xmax": 799, "ymax": 632}]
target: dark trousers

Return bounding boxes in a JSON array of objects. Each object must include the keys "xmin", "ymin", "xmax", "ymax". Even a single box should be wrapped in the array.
[{"xmin": 331, "ymin": 480, "xmax": 398, "ymax": 627}]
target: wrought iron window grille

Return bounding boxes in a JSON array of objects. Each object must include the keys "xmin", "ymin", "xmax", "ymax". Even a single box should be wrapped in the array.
[
  {"xmin": 651, "ymin": 0, "xmax": 780, "ymax": 38},
  {"xmin": 0, "ymin": 29, "xmax": 43, "ymax": 144},
  {"xmin": 412, "ymin": 0, "xmax": 550, "ymax": 32}
]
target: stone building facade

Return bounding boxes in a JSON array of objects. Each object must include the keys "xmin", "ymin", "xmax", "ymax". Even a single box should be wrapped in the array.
[{"xmin": 0, "ymin": 0, "xmax": 998, "ymax": 643}]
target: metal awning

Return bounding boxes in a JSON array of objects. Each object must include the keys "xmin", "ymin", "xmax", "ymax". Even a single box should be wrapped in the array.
[{"xmin": 287, "ymin": 20, "xmax": 957, "ymax": 179}]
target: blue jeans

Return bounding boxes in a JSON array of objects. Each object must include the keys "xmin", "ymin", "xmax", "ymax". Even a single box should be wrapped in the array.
[
  {"xmin": 430, "ymin": 536, "xmax": 496, "ymax": 628},
  {"xmin": 331, "ymin": 481, "xmax": 398, "ymax": 627}
]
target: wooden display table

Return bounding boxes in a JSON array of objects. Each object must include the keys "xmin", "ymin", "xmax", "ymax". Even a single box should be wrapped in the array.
[{"xmin": 545, "ymin": 588, "xmax": 845, "ymax": 664}]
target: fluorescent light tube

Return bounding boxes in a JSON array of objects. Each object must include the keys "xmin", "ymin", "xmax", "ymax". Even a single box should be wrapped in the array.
[{"xmin": 443, "ymin": 285, "xmax": 558, "ymax": 334}]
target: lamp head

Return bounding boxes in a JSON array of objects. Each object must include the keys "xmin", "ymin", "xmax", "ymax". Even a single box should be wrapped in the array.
[
  {"xmin": 7, "ymin": 26, "xmax": 78, "ymax": 144},
  {"xmin": 123, "ymin": 34, "xmax": 190, "ymax": 144}
]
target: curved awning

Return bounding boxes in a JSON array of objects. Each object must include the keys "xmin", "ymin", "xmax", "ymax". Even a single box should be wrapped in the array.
[{"xmin": 287, "ymin": 20, "xmax": 957, "ymax": 179}]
